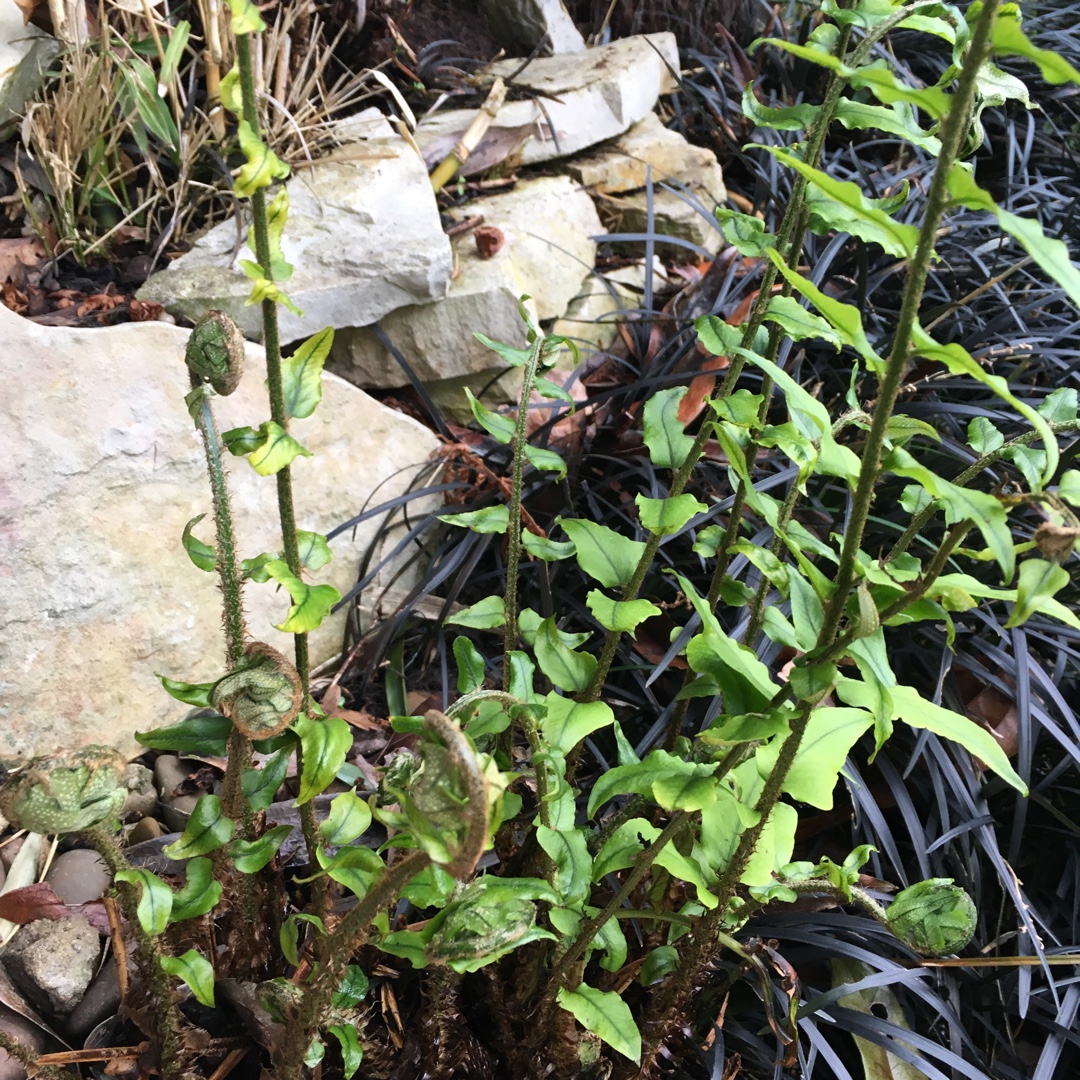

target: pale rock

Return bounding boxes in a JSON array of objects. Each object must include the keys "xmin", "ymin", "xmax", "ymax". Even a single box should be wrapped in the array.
[
  {"xmin": 447, "ymin": 176, "xmax": 601, "ymax": 321},
  {"xmin": 414, "ymin": 34, "xmax": 680, "ymax": 168},
  {"xmin": 331, "ymin": 175, "xmax": 597, "ymax": 395},
  {"xmin": 354, "ymin": 177, "xmax": 603, "ymax": 422},
  {"xmin": 421, "ymin": 369, "xmax": 528, "ymax": 428},
  {"xmin": 565, "ymin": 112, "xmax": 725, "ymax": 195},
  {"xmin": 0, "ymin": 305, "xmax": 441, "ymax": 758},
  {"xmin": 330, "ymin": 237, "xmax": 538, "ymax": 389},
  {"xmin": 138, "ymin": 109, "xmax": 452, "ymax": 342},
  {"xmin": 479, "ymin": 0, "xmax": 585, "ymax": 54},
  {"xmin": 0, "ymin": 3, "xmax": 58, "ymax": 126},
  {"xmin": 599, "ymin": 153, "xmax": 727, "ymax": 258},
  {"xmin": 3, "ymin": 917, "xmax": 99, "ymax": 1013}
]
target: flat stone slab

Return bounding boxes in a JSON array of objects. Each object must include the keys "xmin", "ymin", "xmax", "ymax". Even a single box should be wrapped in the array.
[
  {"xmin": 564, "ymin": 112, "xmax": 725, "ymax": 195},
  {"xmin": 550, "ymin": 260, "xmax": 669, "ymax": 370},
  {"xmin": 0, "ymin": 305, "xmax": 440, "ymax": 759},
  {"xmin": 139, "ymin": 109, "xmax": 452, "ymax": 343},
  {"xmin": 446, "ymin": 175, "xmax": 601, "ymax": 321},
  {"xmin": 331, "ymin": 174, "xmax": 600, "ymax": 395},
  {"xmin": 330, "ymin": 236, "xmax": 537, "ymax": 389},
  {"xmin": 598, "ymin": 148, "xmax": 728, "ymax": 259},
  {"xmin": 414, "ymin": 33, "xmax": 679, "ymax": 168}
]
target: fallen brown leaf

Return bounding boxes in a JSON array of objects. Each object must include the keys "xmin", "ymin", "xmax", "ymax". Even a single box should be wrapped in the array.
[
  {"xmin": 331, "ymin": 707, "xmax": 385, "ymax": 731},
  {"xmin": 0, "ymin": 236, "xmax": 45, "ymax": 285},
  {"xmin": 0, "ymin": 882, "xmax": 111, "ymax": 934}
]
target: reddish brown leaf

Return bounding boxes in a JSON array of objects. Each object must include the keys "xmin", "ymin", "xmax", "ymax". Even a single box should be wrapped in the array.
[
  {"xmin": 0, "ymin": 883, "xmax": 111, "ymax": 934},
  {"xmin": 677, "ymin": 352, "xmax": 729, "ymax": 426}
]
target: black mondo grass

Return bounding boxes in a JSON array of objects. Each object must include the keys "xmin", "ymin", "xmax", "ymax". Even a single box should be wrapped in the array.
[
  {"xmin": 5, "ymin": 1, "xmax": 1080, "ymax": 1078},
  {"xmin": 320, "ymin": 3, "xmax": 1080, "ymax": 1078}
]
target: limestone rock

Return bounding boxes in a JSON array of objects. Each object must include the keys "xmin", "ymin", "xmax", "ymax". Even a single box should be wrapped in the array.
[
  {"xmin": 0, "ymin": 305, "xmax": 441, "ymax": 758},
  {"xmin": 447, "ymin": 176, "xmax": 601, "ymax": 321},
  {"xmin": 599, "ymin": 153, "xmax": 727, "ymax": 258},
  {"xmin": 414, "ymin": 34, "xmax": 680, "ymax": 168},
  {"xmin": 478, "ymin": 0, "xmax": 585, "ymax": 54},
  {"xmin": 3, "ymin": 917, "xmax": 99, "ymax": 1013},
  {"xmin": 565, "ymin": 112, "xmax": 725, "ymax": 195},
  {"xmin": 421, "ymin": 369, "xmax": 528, "ymax": 428},
  {"xmin": 331, "ymin": 175, "xmax": 599, "ymax": 396},
  {"xmin": 138, "ymin": 109, "xmax": 452, "ymax": 342},
  {"xmin": 550, "ymin": 260, "xmax": 669, "ymax": 371},
  {"xmin": 331, "ymin": 237, "xmax": 538, "ymax": 389}
]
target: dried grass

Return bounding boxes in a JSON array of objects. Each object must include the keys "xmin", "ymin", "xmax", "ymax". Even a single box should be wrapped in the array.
[{"xmin": 15, "ymin": 0, "xmax": 381, "ymax": 259}]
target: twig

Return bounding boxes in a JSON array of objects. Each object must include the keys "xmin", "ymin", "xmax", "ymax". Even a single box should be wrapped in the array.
[
  {"xmin": 429, "ymin": 78, "xmax": 507, "ymax": 193},
  {"xmin": 103, "ymin": 894, "xmax": 130, "ymax": 1002}
]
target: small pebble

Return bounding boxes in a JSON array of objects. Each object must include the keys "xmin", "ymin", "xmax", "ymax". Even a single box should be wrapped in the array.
[
  {"xmin": 153, "ymin": 755, "xmax": 207, "ymax": 831},
  {"xmin": 128, "ymin": 817, "xmax": 163, "ymax": 845},
  {"xmin": 0, "ymin": 836, "xmax": 24, "ymax": 872},
  {"xmin": 121, "ymin": 763, "xmax": 156, "ymax": 822},
  {"xmin": 45, "ymin": 848, "xmax": 112, "ymax": 905},
  {"xmin": 153, "ymin": 754, "xmax": 190, "ymax": 799},
  {"xmin": 0, "ymin": 1003, "xmax": 44, "ymax": 1080},
  {"xmin": 64, "ymin": 957, "xmax": 121, "ymax": 1042}
]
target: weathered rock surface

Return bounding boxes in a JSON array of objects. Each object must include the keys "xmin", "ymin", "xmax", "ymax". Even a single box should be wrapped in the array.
[
  {"xmin": 565, "ymin": 112, "xmax": 725, "ymax": 195},
  {"xmin": 331, "ymin": 175, "xmax": 598, "ymax": 395},
  {"xmin": 331, "ymin": 238, "xmax": 537, "ymax": 389},
  {"xmin": 44, "ymin": 849, "xmax": 111, "ymax": 905},
  {"xmin": 479, "ymin": 0, "xmax": 584, "ymax": 54},
  {"xmin": 414, "ymin": 34, "xmax": 679, "ymax": 168},
  {"xmin": 599, "ymin": 147, "xmax": 727, "ymax": 258},
  {"xmin": 0, "ymin": 305, "xmax": 441, "ymax": 758},
  {"xmin": 602, "ymin": 186, "xmax": 726, "ymax": 257},
  {"xmin": 120, "ymin": 763, "xmax": 156, "ymax": 822},
  {"xmin": 3, "ymin": 917, "xmax": 99, "ymax": 1013},
  {"xmin": 138, "ymin": 109, "xmax": 452, "ymax": 342},
  {"xmin": 448, "ymin": 176, "xmax": 601, "ymax": 321}
]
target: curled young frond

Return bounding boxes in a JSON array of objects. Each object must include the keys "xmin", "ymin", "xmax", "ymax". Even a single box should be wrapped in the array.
[
  {"xmin": 0, "ymin": 746, "xmax": 126, "ymax": 835},
  {"xmin": 211, "ymin": 641, "xmax": 302, "ymax": 739},
  {"xmin": 185, "ymin": 310, "xmax": 246, "ymax": 396}
]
